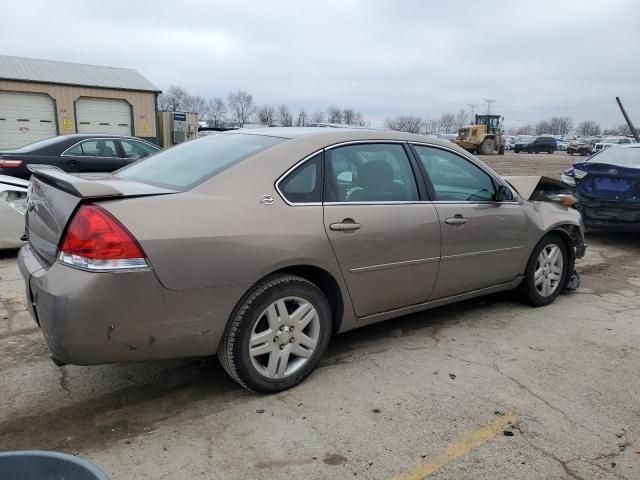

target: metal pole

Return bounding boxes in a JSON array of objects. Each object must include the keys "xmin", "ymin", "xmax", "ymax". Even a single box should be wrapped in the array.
[{"xmin": 616, "ymin": 96, "xmax": 639, "ymax": 142}]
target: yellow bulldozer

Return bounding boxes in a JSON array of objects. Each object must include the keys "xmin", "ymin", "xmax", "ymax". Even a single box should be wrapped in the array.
[{"xmin": 454, "ymin": 114, "xmax": 505, "ymax": 155}]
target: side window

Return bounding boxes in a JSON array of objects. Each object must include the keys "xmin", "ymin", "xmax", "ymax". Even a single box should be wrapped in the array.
[
  {"xmin": 413, "ymin": 145, "xmax": 496, "ymax": 201},
  {"xmin": 64, "ymin": 143, "xmax": 84, "ymax": 155},
  {"xmin": 120, "ymin": 139, "xmax": 159, "ymax": 159},
  {"xmin": 75, "ymin": 140, "xmax": 118, "ymax": 157},
  {"xmin": 278, "ymin": 154, "xmax": 322, "ymax": 203},
  {"xmin": 324, "ymin": 143, "xmax": 418, "ymax": 202}
]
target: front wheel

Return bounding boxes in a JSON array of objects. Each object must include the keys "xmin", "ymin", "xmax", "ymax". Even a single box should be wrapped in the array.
[
  {"xmin": 479, "ymin": 138, "xmax": 495, "ymax": 155},
  {"xmin": 219, "ymin": 274, "xmax": 332, "ymax": 393},
  {"xmin": 520, "ymin": 234, "xmax": 569, "ymax": 307}
]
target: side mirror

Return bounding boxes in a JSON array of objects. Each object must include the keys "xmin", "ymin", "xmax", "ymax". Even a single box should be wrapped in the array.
[{"xmin": 495, "ymin": 185, "xmax": 514, "ymax": 202}]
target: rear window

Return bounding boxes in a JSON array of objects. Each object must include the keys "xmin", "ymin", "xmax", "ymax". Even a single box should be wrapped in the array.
[
  {"xmin": 116, "ymin": 134, "xmax": 284, "ymax": 189},
  {"xmin": 588, "ymin": 146, "xmax": 640, "ymax": 167}
]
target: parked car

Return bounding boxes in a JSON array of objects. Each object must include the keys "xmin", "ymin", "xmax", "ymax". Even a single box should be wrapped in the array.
[
  {"xmin": 0, "ymin": 134, "xmax": 160, "ymax": 180},
  {"xmin": 514, "ymin": 136, "xmax": 557, "ymax": 154},
  {"xmin": 572, "ymin": 144, "xmax": 640, "ymax": 230},
  {"xmin": 567, "ymin": 139, "xmax": 595, "ymax": 156},
  {"xmin": 511, "ymin": 135, "xmax": 535, "ymax": 153},
  {"xmin": 593, "ymin": 137, "xmax": 634, "ymax": 152},
  {"xmin": 556, "ymin": 140, "xmax": 569, "ymax": 151},
  {"xmin": 0, "ymin": 174, "xmax": 28, "ymax": 248},
  {"xmin": 19, "ymin": 128, "xmax": 585, "ymax": 392}
]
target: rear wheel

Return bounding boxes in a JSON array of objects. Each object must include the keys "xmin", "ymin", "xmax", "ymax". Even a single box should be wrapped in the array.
[
  {"xmin": 498, "ymin": 145, "xmax": 505, "ymax": 155},
  {"xmin": 219, "ymin": 274, "xmax": 332, "ymax": 393},
  {"xmin": 520, "ymin": 234, "xmax": 569, "ymax": 307},
  {"xmin": 479, "ymin": 138, "xmax": 495, "ymax": 155}
]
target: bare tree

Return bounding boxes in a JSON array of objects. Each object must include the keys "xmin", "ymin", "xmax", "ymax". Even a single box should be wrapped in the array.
[
  {"xmin": 277, "ymin": 104, "xmax": 293, "ymax": 127},
  {"xmin": 454, "ymin": 109, "xmax": 470, "ymax": 131},
  {"xmin": 183, "ymin": 95, "xmax": 207, "ymax": 115},
  {"xmin": 342, "ymin": 109, "xmax": 357, "ymax": 125},
  {"xmin": 296, "ymin": 108, "xmax": 308, "ymax": 127},
  {"xmin": 157, "ymin": 85, "xmax": 188, "ymax": 111},
  {"xmin": 549, "ymin": 116, "xmax": 573, "ymax": 136},
  {"xmin": 227, "ymin": 90, "xmax": 256, "ymax": 127},
  {"xmin": 327, "ymin": 105, "xmax": 342, "ymax": 124},
  {"xmin": 535, "ymin": 120, "xmax": 552, "ymax": 135},
  {"xmin": 207, "ymin": 97, "xmax": 226, "ymax": 128},
  {"xmin": 352, "ymin": 111, "xmax": 368, "ymax": 127},
  {"xmin": 423, "ymin": 118, "xmax": 442, "ymax": 135},
  {"xmin": 257, "ymin": 105, "xmax": 277, "ymax": 126},
  {"xmin": 576, "ymin": 120, "xmax": 601, "ymax": 136},
  {"xmin": 311, "ymin": 111, "xmax": 325, "ymax": 123},
  {"xmin": 516, "ymin": 124, "xmax": 534, "ymax": 135},
  {"xmin": 384, "ymin": 115, "xmax": 423, "ymax": 133},
  {"xmin": 439, "ymin": 112, "xmax": 457, "ymax": 133}
]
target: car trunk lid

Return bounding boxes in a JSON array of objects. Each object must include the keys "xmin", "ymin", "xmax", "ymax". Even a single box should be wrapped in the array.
[
  {"xmin": 25, "ymin": 166, "xmax": 177, "ymax": 265},
  {"xmin": 574, "ymin": 162, "xmax": 640, "ymax": 203}
]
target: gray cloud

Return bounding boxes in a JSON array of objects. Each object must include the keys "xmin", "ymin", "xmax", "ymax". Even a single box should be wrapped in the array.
[{"xmin": 2, "ymin": 0, "xmax": 638, "ymax": 128}]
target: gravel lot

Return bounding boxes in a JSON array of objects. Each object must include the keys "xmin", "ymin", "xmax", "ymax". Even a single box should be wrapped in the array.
[{"xmin": 1, "ymin": 151, "xmax": 639, "ymax": 480}]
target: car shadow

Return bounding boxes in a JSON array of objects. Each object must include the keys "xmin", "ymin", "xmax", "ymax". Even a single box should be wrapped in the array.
[{"xmin": 0, "ymin": 290, "xmax": 520, "ymax": 454}]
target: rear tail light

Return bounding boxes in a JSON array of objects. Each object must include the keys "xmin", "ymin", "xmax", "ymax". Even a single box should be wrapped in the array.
[
  {"xmin": 0, "ymin": 159, "xmax": 23, "ymax": 168},
  {"xmin": 58, "ymin": 204, "xmax": 148, "ymax": 270}
]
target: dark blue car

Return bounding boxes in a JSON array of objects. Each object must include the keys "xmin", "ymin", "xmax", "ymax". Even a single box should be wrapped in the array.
[{"xmin": 568, "ymin": 145, "xmax": 640, "ymax": 230}]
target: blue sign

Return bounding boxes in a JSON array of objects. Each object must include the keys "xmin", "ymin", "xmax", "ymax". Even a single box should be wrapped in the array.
[{"xmin": 173, "ymin": 113, "xmax": 187, "ymax": 121}]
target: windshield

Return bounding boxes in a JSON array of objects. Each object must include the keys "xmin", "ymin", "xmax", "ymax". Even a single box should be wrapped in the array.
[
  {"xmin": 117, "ymin": 133, "xmax": 284, "ymax": 189},
  {"xmin": 588, "ymin": 146, "xmax": 640, "ymax": 167}
]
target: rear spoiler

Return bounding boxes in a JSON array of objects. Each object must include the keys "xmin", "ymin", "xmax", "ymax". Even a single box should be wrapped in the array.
[
  {"xmin": 27, "ymin": 165, "xmax": 177, "ymax": 198},
  {"xmin": 27, "ymin": 165, "xmax": 123, "ymax": 198}
]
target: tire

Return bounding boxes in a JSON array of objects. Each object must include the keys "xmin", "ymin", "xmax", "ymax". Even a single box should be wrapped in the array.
[
  {"xmin": 479, "ymin": 138, "xmax": 495, "ymax": 155},
  {"xmin": 520, "ymin": 234, "xmax": 569, "ymax": 307},
  {"xmin": 219, "ymin": 274, "xmax": 332, "ymax": 393},
  {"xmin": 549, "ymin": 148, "xmax": 555, "ymax": 154},
  {"xmin": 498, "ymin": 145, "xmax": 505, "ymax": 155}
]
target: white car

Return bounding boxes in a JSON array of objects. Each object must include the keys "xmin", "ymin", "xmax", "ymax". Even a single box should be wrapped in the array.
[
  {"xmin": 0, "ymin": 175, "xmax": 28, "ymax": 249},
  {"xmin": 593, "ymin": 137, "xmax": 634, "ymax": 152}
]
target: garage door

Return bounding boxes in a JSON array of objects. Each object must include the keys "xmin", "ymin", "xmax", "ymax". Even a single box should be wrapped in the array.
[
  {"xmin": 76, "ymin": 98, "xmax": 132, "ymax": 135},
  {"xmin": 0, "ymin": 91, "xmax": 57, "ymax": 149}
]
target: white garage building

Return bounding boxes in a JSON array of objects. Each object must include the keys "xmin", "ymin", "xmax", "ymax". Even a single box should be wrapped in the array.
[{"xmin": 0, "ymin": 55, "xmax": 160, "ymax": 149}]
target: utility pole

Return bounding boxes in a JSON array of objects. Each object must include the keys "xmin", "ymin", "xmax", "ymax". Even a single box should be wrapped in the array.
[
  {"xmin": 616, "ymin": 96, "xmax": 639, "ymax": 142},
  {"xmin": 484, "ymin": 98, "xmax": 495, "ymax": 114},
  {"xmin": 467, "ymin": 103, "xmax": 478, "ymax": 120}
]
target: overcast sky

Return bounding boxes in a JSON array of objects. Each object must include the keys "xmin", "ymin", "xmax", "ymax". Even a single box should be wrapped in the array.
[{"xmin": 2, "ymin": 0, "xmax": 638, "ymax": 128}]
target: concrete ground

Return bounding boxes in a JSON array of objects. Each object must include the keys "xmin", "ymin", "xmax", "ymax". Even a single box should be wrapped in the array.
[{"xmin": 1, "ymin": 151, "xmax": 639, "ymax": 479}]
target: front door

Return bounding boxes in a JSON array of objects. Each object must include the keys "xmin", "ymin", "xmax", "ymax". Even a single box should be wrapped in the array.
[
  {"xmin": 323, "ymin": 142, "xmax": 441, "ymax": 317},
  {"xmin": 412, "ymin": 144, "xmax": 526, "ymax": 299}
]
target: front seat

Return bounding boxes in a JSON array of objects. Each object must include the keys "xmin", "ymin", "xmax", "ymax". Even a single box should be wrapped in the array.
[
  {"xmin": 96, "ymin": 140, "xmax": 114, "ymax": 157},
  {"xmin": 348, "ymin": 160, "xmax": 405, "ymax": 202}
]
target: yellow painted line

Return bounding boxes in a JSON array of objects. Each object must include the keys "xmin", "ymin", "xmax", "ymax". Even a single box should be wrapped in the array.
[{"xmin": 389, "ymin": 412, "xmax": 518, "ymax": 480}]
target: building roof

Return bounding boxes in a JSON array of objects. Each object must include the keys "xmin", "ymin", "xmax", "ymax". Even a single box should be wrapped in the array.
[{"xmin": 0, "ymin": 55, "xmax": 161, "ymax": 93}]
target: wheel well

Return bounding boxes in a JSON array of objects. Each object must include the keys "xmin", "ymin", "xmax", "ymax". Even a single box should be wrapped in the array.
[
  {"xmin": 547, "ymin": 226, "xmax": 580, "ymax": 280},
  {"xmin": 273, "ymin": 265, "xmax": 344, "ymax": 335}
]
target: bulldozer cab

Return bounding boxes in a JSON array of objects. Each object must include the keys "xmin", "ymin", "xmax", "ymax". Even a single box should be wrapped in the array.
[{"xmin": 474, "ymin": 114, "xmax": 502, "ymax": 134}]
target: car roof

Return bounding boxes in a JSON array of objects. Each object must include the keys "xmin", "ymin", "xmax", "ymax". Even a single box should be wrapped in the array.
[{"xmin": 223, "ymin": 127, "xmax": 460, "ymax": 150}]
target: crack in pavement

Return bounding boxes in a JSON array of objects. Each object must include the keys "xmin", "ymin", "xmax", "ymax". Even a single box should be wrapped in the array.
[
  {"xmin": 443, "ymin": 351, "xmax": 601, "ymax": 438},
  {"xmin": 517, "ymin": 424, "xmax": 586, "ymax": 480}
]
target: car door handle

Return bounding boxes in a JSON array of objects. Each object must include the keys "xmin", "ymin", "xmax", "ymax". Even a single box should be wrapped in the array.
[
  {"xmin": 445, "ymin": 215, "xmax": 468, "ymax": 225},
  {"xmin": 66, "ymin": 159, "xmax": 78, "ymax": 164},
  {"xmin": 329, "ymin": 220, "xmax": 361, "ymax": 231}
]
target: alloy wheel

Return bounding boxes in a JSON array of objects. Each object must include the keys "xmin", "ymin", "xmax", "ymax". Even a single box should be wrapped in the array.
[
  {"xmin": 534, "ymin": 244, "xmax": 564, "ymax": 297},
  {"xmin": 248, "ymin": 296, "xmax": 320, "ymax": 379}
]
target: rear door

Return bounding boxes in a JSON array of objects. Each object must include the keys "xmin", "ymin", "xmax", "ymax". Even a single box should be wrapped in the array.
[
  {"xmin": 411, "ymin": 144, "xmax": 526, "ymax": 299},
  {"xmin": 60, "ymin": 138, "xmax": 125, "ymax": 173},
  {"xmin": 323, "ymin": 142, "xmax": 441, "ymax": 317}
]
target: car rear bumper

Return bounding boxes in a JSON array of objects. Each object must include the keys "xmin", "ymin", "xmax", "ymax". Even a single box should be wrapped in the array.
[
  {"xmin": 18, "ymin": 243, "xmax": 248, "ymax": 365},
  {"xmin": 578, "ymin": 201, "xmax": 640, "ymax": 231}
]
